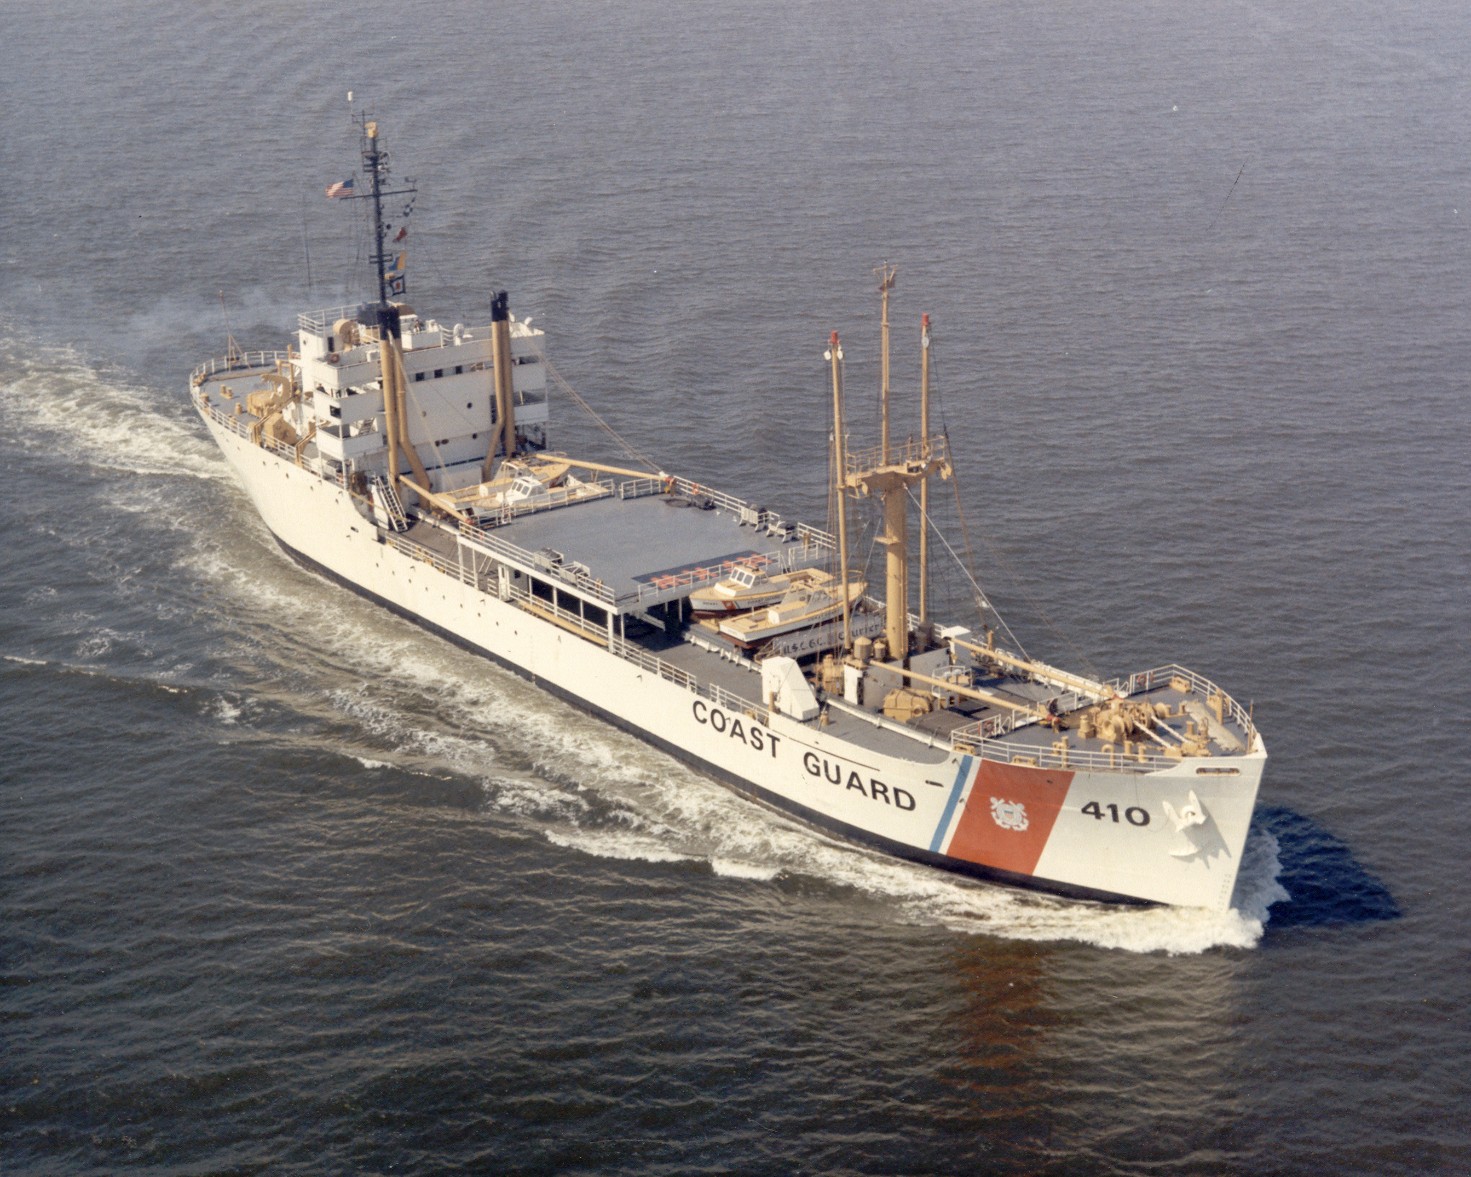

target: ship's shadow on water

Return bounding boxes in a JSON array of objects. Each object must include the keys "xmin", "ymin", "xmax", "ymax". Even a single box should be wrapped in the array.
[{"xmin": 1256, "ymin": 805, "xmax": 1400, "ymax": 931}]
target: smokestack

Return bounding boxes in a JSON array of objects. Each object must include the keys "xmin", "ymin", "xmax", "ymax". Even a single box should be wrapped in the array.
[{"xmin": 489, "ymin": 290, "xmax": 516, "ymax": 474}]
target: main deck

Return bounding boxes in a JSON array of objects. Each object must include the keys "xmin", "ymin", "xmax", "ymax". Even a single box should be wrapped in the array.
[
  {"xmin": 195, "ymin": 353, "xmax": 1261, "ymax": 782},
  {"xmin": 395, "ymin": 500, "xmax": 1257, "ymax": 780}
]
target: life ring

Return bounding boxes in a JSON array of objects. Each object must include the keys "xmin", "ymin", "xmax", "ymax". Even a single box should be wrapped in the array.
[{"xmin": 327, "ymin": 352, "xmax": 340, "ymax": 365}]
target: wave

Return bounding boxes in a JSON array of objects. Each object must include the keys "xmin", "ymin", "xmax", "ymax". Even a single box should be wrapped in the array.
[{"xmin": 0, "ymin": 330, "xmax": 227, "ymax": 482}]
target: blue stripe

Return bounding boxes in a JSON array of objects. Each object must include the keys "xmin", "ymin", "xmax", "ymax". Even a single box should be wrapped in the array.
[{"xmin": 930, "ymin": 754, "xmax": 974, "ymax": 853}]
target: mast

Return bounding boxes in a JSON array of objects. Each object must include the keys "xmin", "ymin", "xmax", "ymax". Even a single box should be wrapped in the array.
[
  {"xmin": 356, "ymin": 117, "xmax": 415, "ymax": 308},
  {"xmin": 364, "ymin": 120, "xmax": 392, "ymax": 308},
  {"xmin": 877, "ymin": 264, "xmax": 896, "ymax": 462},
  {"xmin": 879, "ymin": 457, "xmax": 910, "ymax": 663},
  {"xmin": 841, "ymin": 287, "xmax": 951, "ymax": 666},
  {"xmin": 918, "ymin": 312, "xmax": 931, "ymax": 626},
  {"xmin": 349, "ymin": 116, "xmax": 425, "ymax": 496},
  {"xmin": 826, "ymin": 332, "xmax": 853, "ymax": 652}
]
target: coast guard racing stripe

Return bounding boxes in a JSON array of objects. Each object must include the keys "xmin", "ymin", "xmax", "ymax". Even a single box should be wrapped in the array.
[
  {"xmin": 929, "ymin": 755, "xmax": 975, "ymax": 852},
  {"xmin": 933, "ymin": 759, "xmax": 1074, "ymax": 877}
]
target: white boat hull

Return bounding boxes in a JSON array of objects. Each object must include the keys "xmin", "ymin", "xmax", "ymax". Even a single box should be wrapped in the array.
[{"xmin": 201, "ymin": 410, "xmax": 1263, "ymax": 911}]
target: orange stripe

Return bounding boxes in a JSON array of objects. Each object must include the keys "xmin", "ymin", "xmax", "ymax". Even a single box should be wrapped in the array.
[{"xmin": 944, "ymin": 760, "xmax": 1073, "ymax": 877}]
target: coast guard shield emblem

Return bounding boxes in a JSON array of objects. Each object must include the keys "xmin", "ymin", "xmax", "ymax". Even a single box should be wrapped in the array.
[
  {"xmin": 989, "ymin": 797, "xmax": 1029, "ymax": 832},
  {"xmin": 948, "ymin": 763, "xmax": 1071, "ymax": 875}
]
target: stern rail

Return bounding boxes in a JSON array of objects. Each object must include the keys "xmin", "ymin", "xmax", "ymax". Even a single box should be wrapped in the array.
[{"xmin": 191, "ymin": 350, "xmax": 294, "ymax": 385}]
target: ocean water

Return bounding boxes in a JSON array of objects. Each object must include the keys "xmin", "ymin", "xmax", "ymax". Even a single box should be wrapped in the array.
[{"xmin": 3, "ymin": 1, "xmax": 1468, "ymax": 1173}]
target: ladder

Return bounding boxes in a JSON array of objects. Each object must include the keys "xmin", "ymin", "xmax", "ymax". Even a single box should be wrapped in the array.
[{"xmin": 371, "ymin": 475, "xmax": 410, "ymax": 532}]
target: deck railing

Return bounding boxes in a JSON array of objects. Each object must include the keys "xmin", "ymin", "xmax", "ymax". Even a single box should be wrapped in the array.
[
  {"xmin": 377, "ymin": 536, "xmax": 762, "ymax": 715},
  {"xmin": 298, "ymin": 306, "xmax": 362, "ymax": 336},
  {"xmin": 949, "ymin": 663, "xmax": 1259, "ymax": 773},
  {"xmin": 609, "ymin": 636, "xmax": 763, "ymax": 718},
  {"xmin": 843, "ymin": 434, "xmax": 951, "ymax": 477},
  {"xmin": 505, "ymin": 581, "xmax": 610, "ymax": 633},
  {"xmin": 947, "ymin": 725, "xmax": 1177, "ymax": 775},
  {"xmin": 1108, "ymin": 663, "xmax": 1259, "ymax": 752},
  {"xmin": 457, "ymin": 525, "xmax": 620, "ymax": 606},
  {"xmin": 190, "ymin": 350, "xmax": 294, "ymax": 386},
  {"xmin": 382, "ymin": 531, "xmax": 480, "ymax": 587},
  {"xmin": 195, "ymin": 396, "xmax": 335, "ymax": 476},
  {"xmin": 665, "ymin": 476, "xmax": 837, "ymax": 561}
]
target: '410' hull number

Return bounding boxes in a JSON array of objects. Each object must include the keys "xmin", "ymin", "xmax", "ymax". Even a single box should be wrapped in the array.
[{"xmin": 1081, "ymin": 801, "xmax": 1150, "ymax": 826}]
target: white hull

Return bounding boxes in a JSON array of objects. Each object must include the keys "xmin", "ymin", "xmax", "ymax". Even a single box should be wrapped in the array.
[{"xmin": 200, "ymin": 410, "xmax": 1263, "ymax": 911}]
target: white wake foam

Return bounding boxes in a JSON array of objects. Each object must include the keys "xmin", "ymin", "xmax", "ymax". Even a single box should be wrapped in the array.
[
  {"xmin": 545, "ymin": 827, "xmax": 699, "ymax": 865},
  {"xmin": 0, "ymin": 333, "xmax": 226, "ymax": 482}
]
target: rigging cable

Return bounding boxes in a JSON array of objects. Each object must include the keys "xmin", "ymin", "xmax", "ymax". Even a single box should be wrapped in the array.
[
  {"xmin": 1206, "ymin": 160, "xmax": 1248, "ymax": 234},
  {"xmin": 526, "ymin": 342, "xmax": 660, "ymax": 473},
  {"xmin": 926, "ymin": 344, "xmax": 1102, "ymax": 681},
  {"xmin": 905, "ymin": 480, "xmax": 1027, "ymax": 657}
]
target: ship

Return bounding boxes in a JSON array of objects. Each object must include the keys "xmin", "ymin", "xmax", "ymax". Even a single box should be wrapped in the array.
[{"xmin": 189, "ymin": 116, "xmax": 1265, "ymax": 910}]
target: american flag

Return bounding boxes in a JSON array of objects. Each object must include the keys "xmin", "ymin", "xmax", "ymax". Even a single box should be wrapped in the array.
[{"xmin": 325, "ymin": 177, "xmax": 355, "ymax": 199}]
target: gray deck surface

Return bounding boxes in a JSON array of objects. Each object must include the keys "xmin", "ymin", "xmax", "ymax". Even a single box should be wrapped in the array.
[
  {"xmin": 401, "ymin": 513, "xmax": 1242, "ymax": 770},
  {"xmin": 494, "ymin": 493, "xmax": 810, "ymax": 601}
]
